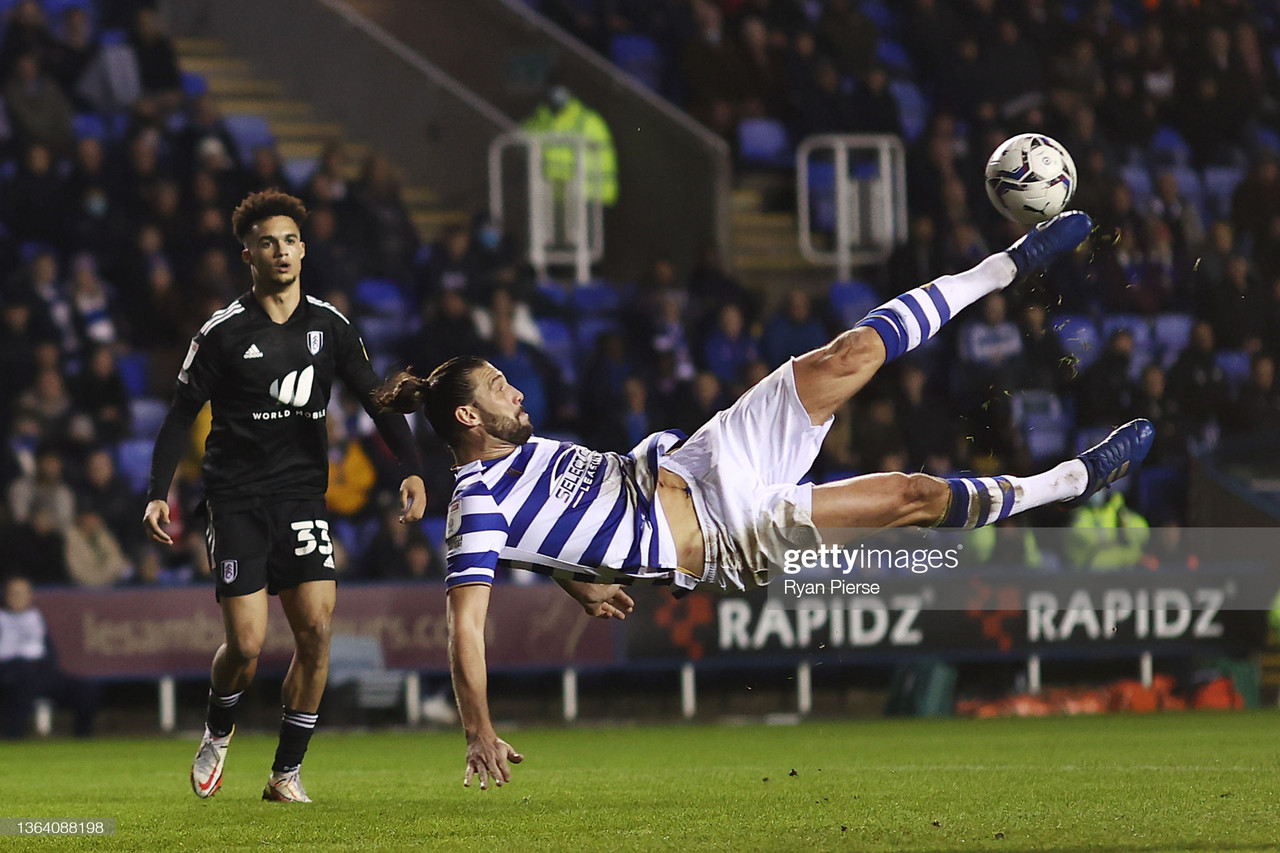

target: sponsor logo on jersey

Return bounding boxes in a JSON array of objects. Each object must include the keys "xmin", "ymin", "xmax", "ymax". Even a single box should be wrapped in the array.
[
  {"xmin": 308, "ymin": 331, "xmax": 324, "ymax": 355},
  {"xmin": 268, "ymin": 365, "xmax": 315, "ymax": 408},
  {"xmin": 220, "ymin": 560, "xmax": 238, "ymax": 584},
  {"xmin": 243, "ymin": 343, "xmax": 264, "ymax": 359}
]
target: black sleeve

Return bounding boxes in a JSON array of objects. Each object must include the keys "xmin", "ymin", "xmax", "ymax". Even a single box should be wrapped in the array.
[
  {"xmin": 145, "ymin": 332, "xmax": 220, "ymax": 503},
  {"xmin": 334, "ymin": 318, "xmax": 424, "ymax": 480}
]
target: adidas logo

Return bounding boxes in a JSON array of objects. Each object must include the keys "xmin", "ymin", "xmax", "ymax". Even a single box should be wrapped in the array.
[{"xmin": 243, "ymin": 344, "xmax": 264, "ymax": 359}]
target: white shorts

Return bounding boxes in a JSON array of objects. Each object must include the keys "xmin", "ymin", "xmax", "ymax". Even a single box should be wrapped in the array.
[{"xmin": 661, "ymin": 359, "xmax": 832, "ymax": 590}]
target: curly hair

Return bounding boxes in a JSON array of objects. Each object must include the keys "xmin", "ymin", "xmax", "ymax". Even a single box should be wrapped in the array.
[{"xmin": 230, "ymin": 189, "xmax": 308, "ymax": 243}]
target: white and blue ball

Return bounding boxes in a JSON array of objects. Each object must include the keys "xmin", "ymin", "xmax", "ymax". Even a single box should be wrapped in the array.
[{"xmin": 984, "ymin": 134, "xmax": 1077, "ymax": 225}]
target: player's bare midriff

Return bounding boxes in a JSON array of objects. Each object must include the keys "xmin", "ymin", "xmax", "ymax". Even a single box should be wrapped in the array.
[{"xmin": 655, "ymin": 468, "xmax": 704, "ymax": 576}]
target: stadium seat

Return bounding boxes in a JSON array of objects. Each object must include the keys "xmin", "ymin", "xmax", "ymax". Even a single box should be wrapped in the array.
[
  {"xmin": 861, "ymin": 0, "xmax": 902, "ymax": 35},
  {"xmin": 1215, "ymin": 349, "xmax": 1251, "ymax": 389},
  {"xmin": 1152, "ymin": 312, "xmax": 1194, "ymax": 367},
  {"xmin": 1010, "ymin": 389, "xmax": 1070, "ymax": 461},
  {"xmin": 571, "ymin": 280, "xmax": 621, "ymax": 317},
  {"xmin": 1149, "ymin": 125, "xmax": 1191, "ymax": 166},
  {"xmin": 283, "ymin": 157, "xmax": 317, "ymax": 188},
  {"xmin": 806, "ymin": 158, "xmax": 837, "ymax": 231},
  {"xmin": 1119, "ymin": 164, "xmax": 1152, "ymax": 207},
  {"xmin": 223, "ymin": 114, "xmax": 275, "ymax": 162},
  {"xmin": 737, "ymin": 118, "xmax": 792, "ymax": 169},
  {"xmin": 889, "ymin": 79, "xmax": 929, "ymax": 143},
  {"xmin": 1051, "ymin": 314, "xmax": 1103, "ymax": 370},
  {"xmin": 1256, "ymin": 124, "xmax": 1280, "ymax": 154},
  {"xmin": 535, "ymin": 317, "xmax": 576, "ymax": 384},
  {"xmin": 1201, "ymin": 165, "xmax": 1244, "ymax": 220},
  {"xmin": 575, "ymin": 316, "xmax": 620, "ymax": 352},
  {"xmin": 609, "ymin": 34, "xmax": 663, "ymax": 92},
  {"xmin": 828, "ymin": 280, "xmax": 880, "ymax": 327},
  {"xmin": 535, "ymin": 279, "xmax": 570, "ymax": 309},
  {"xmin": 354, "ymin": 278, "xmax": 409, "ymax": 317},
  {"xmin": 421, "ymin": 516, "xmax": 447, "ymax": 548},
  {"xmin": 358, "ymin": 316, "xmax": 406, "ymax": 357},
  {"xmin": 116, "ymin": 438, "xmax": 155, "ymax": 493},
  {"xmin": 130, "ymin": 397, "xmax": 169, "ymax": 440},
  {"xmin": 99, "ymin": 28, "xmax": 127, "ymax": 47},
  {"xmin": 328, "ymin": 635, "xmax": 403, "ymax": 713},
  {"xmin": 115, "ymin": 351, "xmax": 150, "ymax": 397},
  {"xmin": 874, "ymin": 39, "xmax": 913, "ymax": 75},
  {"xmin": 1166, "ymin": 165, "xmax": 1205, "ymax": 217},
  {"xmin": 180, "ymin": 70, "xmax": 208, "ymax": 97},
  {"xmin": 72, "ymin": 112, "xmax": 106, "ymax": 140}
]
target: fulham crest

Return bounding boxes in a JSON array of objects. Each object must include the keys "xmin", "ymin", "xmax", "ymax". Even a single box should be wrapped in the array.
[
  {"xmin": 307, "ymin": 330, "xmax": 324, "ymax": 355},
  {"xmin": 221, "ymin": 560, "xmax": 238, "ymax": 584}
]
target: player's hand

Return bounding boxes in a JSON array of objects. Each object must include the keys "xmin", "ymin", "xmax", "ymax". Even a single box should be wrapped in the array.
[
  {"xmin": 463, "ymin": 734, "xmax": 523, "ymax": 790},
  {"xmin": 142, "ymin": 500, "xmax": 173, "ymax": 545},
  {"xmin": 569, "ymin": 581, "xmax": 634, "ymax": 620},
  {"xmin": 398, "ymin": 475, "xmax": 426, "ymax": 523}
]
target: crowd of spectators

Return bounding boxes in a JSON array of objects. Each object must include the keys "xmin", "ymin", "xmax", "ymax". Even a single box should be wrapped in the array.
[{"xmin": 3, "ymin": 0, "xmax": 1280, "ymax": 593}]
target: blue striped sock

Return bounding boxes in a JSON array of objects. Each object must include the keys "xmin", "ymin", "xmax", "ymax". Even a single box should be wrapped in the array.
[
  {"xmin": 938, "ymin": 476, "xmax": 1018, "ymax": 529},
  {"xmin": 855, "ymin": 254, "xmax": 1014, "ymax": 363}
]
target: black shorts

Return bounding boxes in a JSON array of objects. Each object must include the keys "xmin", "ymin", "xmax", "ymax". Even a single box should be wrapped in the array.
[{"xmin": 205, "ymin": 498, "xmax": 337, "ymax": 599}]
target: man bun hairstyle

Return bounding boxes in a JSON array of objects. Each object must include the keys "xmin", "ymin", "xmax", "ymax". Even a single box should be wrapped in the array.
[
  {"xmin": 373, "ymin": 356, "xmax": 489, "ymax": 446},
  {"xmin": 231, "ymin": 189, "xmax": 308, "ymax": 243}
]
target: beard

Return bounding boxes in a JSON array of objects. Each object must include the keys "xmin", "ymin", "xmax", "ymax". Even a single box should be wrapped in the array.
[{"xmin": 480, "ymin": 407, "xmax": 533, "ymax": 445}]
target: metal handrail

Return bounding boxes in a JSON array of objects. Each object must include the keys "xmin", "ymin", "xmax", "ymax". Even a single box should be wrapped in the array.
[
  {"xmin": 797, "ymin": 134, "xmax": 908, "ymax": 281},
  {"xmin": 490, "ymin": 130, "xmax": 605, "ymax": 283}
]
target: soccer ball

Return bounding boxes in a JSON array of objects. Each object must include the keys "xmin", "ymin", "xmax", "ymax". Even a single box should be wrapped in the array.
[{"xmin": 984, "ymin": 134, "xmax": 1077, "ymax": 225}]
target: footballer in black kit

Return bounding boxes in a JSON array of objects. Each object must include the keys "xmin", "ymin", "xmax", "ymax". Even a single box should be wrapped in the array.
[
  {"xmin": 163, "ymin": 291, "xmax": 394, "ymax": 595},
  {"xmin": 143, "ymin": 189, "xmax": 427, "ymax": 803}
]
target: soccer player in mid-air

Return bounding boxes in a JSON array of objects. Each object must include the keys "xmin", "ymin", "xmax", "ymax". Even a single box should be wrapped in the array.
[
  {"xmin": 374, "ymin": 210, "xmax": 1154, "ymax": 791},
  {"xmin": 144, "ymin": 190, "xmax": 426, "ymax": 803}
]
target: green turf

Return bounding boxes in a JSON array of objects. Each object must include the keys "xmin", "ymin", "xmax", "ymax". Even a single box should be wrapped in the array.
[{"xmin": 1, "ymin": 713, "xmax": 1278, "ymax": 851}]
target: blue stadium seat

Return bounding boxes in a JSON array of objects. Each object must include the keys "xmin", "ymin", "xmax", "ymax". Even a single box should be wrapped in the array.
[
  {"xmin": 535, "ymin": 279, "xmax": 570, "ymax": 309},
  {"xmin": 806, "ymin": 158, "xmax": 837, "ymax": 231},
  {"xmin": 1152, "ymin": 312, "xmax": 1194, "ymax": 367},
  {"xmin": 1215, "ymin": 349, "xmax": 1251, "ymax": 389},
  {"xmin": 572, "ymin": 281, "xmax": 621, "ymax": 317},
  {"xmin": 874, "ymin": 39, "xmax": 913, "ymax": 75},
  {"xmin": 1256, "ymin": 124, "xmax": 1280, "ymax": 154},
  {"xmin": 116, "ymin": 438, "xmax": 155, "ymax": 493},
  {"xmin": 358, "ymin": 316, "xmax": 406, "ymax": 356},
  {"xmin": 1119, "ymin": 164, "xmax": 1152, "ymax": 207},
  {"xmin": 737, "ymin": 118, "xmax": 792, "ymax": 169},
  {"xmin": 100, "ymin": 28, "xmax": 127, "ymax": 47},
  {"xmin": 1010, "ymin": 389, "xmax": 1070, "ymax": 461},
  {"xmin": 535, "ymin": 317, "xmax": 576, "ymax": 384},
  {"xmin": 1150, "ymin": 125, "xmax": 1191, "ymax": 166},
  {"xmin": 354, "ymin": 278, "xmax": 408, "ymax": 317},
  {"xmin": 421, "ymin": 516, "xmax": 448, "ymax": 549},
  {"xmin": 283, "ymin": 157, "xmax": 317, "ymax": 188},
  {"xmin": 181, "ymin": 70, "xmax": 208, "ymax": 97},
  {"xmin": 861, "ymin": 0, "xmax": 901, "ymax": 35},
  {"xmin": 1201, "ymin": 165, "xmax": 1244, "ymax": 220},
  {"xmin": 828, "ymin": 280, "xmax": 880, "ymax": 327},
  {"xmin": 223, "ymin": 114, "xmax": 275, "ymax": 162},
  {"xmin": 72, "ymin": 112, "xmax": 106, "ymax": 140},
  {"xmin": 889, "ymin": 79, "xmax": 928, "ymax": 143},
  {"xmin": 575, "ymin": 316, "xmax": 620, "ymax": 353},
  {"xmin": 115, "ymin": 351, "xmax": 150, "ymax": 397},
  {"xmin": 1164, "ymin": 165, "xmax": 1206, "ymax": 221},
  {"xmin": 1051, "ymin": 314, "xmax": 1103, "ymax": 370},
  {"xmin": 609, "ymin": 34, "xmax": 663, "ymax": 92},
  {"xmin": 130, "ymin": 397, "xmax": 169, "ymax": 440}
]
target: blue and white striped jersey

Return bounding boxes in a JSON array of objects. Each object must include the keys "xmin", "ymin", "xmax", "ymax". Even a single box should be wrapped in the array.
[{"xmin": 444, "ymin": 431, "xmax": 686, "ymax": 589}]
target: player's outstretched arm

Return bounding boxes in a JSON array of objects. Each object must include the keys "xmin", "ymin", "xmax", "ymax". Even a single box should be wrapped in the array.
[
  {"xmin": 554, "ymin": 578, "xmax": 635, "ymax": 620},
  {"xmin": 447, "ymin": 584, "xmax": 523, "ymax": 790}
]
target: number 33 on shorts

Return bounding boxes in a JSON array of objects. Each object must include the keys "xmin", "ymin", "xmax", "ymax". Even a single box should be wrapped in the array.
[{"xmin": 291, "ymin": 519, "xmax": 333, "ymax": 556}]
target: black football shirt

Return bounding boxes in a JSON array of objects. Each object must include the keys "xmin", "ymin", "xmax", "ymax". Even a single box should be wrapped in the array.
[{"xmin": 171, "ymin": 292, "xmax": 384, "ymax": 505}]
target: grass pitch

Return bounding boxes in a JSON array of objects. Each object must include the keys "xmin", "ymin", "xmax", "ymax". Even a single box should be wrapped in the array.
[{"xmin": 1, "ymin": 712, "xmax": 1278, "ymax": 851}]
